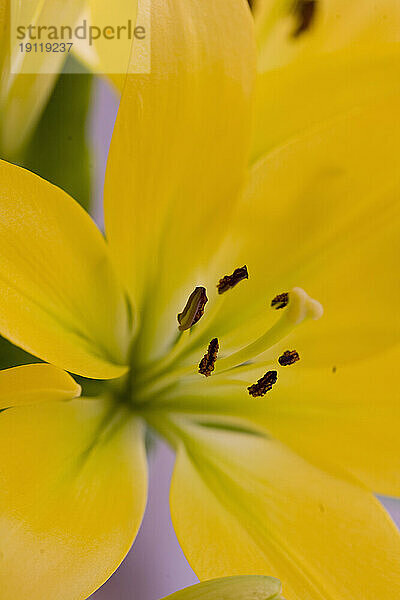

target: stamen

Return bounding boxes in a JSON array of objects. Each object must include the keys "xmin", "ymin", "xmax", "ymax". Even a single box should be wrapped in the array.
[
  {"xmin": 213, "ymin": 287, "xmax": 323, "ymax": 374},
  {"xmin": 271, "ymin": 292, "xmax": 289, "ymax": 310},
  {"xmin": 278, "ymin": 349, "xmax": 300, "ymax": 366},
  {"xmin": 292, "ymin": 0, "xmax": 317, "ymax": 38},
  {"xmin": 199, "ymin": 338, "xmax": 219, "ymax": 377},
  {"xmin": 217, "ymin": 266, "xmax": 249, "ymax": 294},
  {"xmin": 248, "ymin": 371, "xmax": 278, "ymax": 397},
  {"xmin": 144, "ymin": 288, "xmax": 322, "ymax": 399},
  {"xmin": 178, "ymin": 287, "xmax": 208, "ymax": 331}
]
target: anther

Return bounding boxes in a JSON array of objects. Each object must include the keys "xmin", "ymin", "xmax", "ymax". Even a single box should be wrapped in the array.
[
  {"xmin": 278, "ymin": 350, "xmax": 300, "ymax": 366},
  {"xmin": 217, "ymin": 266, "xmax": 248, "ymax": 294},
  {"xmin": 178, "ymin": 287, "xmax": 208, "ymax": 331},
  {"xmin": 271, "ymin": 292, "xmax": 289, "ymax": 310},
  {"xmin": 292, "ymin": 0, "xmax": 317, "ymax": 38},
  {"xmin": 199, "ymin": 338, "xmax": 219, "ymax": 377},
  {"xmin": 248, "ymin": 370, "xmax": 278, "ymax": 397}
]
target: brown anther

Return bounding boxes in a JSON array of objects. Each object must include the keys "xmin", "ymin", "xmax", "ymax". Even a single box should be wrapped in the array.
[
  {"xmin": 248, "ymin": 370, "xmax": 278, "ymax": 397},
  {"xmin": 271, "ymin": 292, "xmax": 289, "ymax": 310},
  {"xmin": 278, "ymin": 350, "xmax": 300, "ymax": 366},
  {"xmin": 291, "ymin": 0, "xmax": 317, "ymax": 37},
  {"xmin": 217, "ymin": 265, "xmax": 249, "ymax": 295},
  {"xmin": 199, "ymin": 338, "xmax": 219, "ymax": 377},
  {"xmin": 177, "ymin": 287, "xmax": 208, "ymax": 331}
]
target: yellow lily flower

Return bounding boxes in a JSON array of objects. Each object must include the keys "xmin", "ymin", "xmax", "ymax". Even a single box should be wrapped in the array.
[{"xmin": 0, "ymin": 1, "xmax": 399, "ymax": 600}]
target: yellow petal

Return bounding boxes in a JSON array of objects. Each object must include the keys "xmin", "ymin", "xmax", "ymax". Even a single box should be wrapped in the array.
[
  {"xmin": 169, "ymin": 421, "xmax": 400, "ymax": 600},
  {"xmin": 252, "ymin": 47, "xmax": 400, "ymax": 162},
  {"xmin": 288, "ymin": 198, "xmax": 399, "ymax": 366},
  {"xmin": 162, "ymin": 576, "xmax": 282, "ymax": 600},
  {"xmin": 0, "ymin": 363, "xmax": 81, "ymax": 409},
  {"xmin": 104, "ymin": 0, "xmax": 256, "ymax": 362},
  {"xmin": 0, "ymin": 0, "xmax": 85, "ymax": 159},
  {"xmin": 253, "ymin": 0, "xmax": 400, "ymax": 73},
  {"xmin": 205, "ymin": 93, "xmax": 400, "ymax": 360},
  {"xmin": 0, "ymin": 397, "xmax": 147, "ymax": 600},
  {"xmin": 0, "ymin": 160, "xmax": 130, "ymax": 379},
  {"xmin": 245, "ymin": 345, "xmax": 400, "ymax": 498}
]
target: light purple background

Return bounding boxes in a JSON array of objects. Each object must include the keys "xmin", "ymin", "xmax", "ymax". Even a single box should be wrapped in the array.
[{"xmin": 88, "ymin": 80, "xmax": 400, "ymax": 600}]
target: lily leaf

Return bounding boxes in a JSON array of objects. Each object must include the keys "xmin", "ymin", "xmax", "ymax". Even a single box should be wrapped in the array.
[{"xmin": 161, "ymin": 576, "xmax": 282, "ymax": 600}]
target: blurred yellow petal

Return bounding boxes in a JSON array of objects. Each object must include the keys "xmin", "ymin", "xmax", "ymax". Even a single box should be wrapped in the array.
[
  {"xmin": 0, "ymin": 398, "xmax": 147, "ymax": 600},
  {"xmin": 251, "ymin": 2, "xmax": 400, "ymax": 163},
  {"xmin": 0, "ymin": 363, "xmax": 81, "ymax": 409},
  {"xmin": 252, "ymin": 47, "xmax": 400, "ymax": 161},
  {"xmin": 0, "ymin": 0, "xmax": 85, "ymax": 158},
  {"xmin": 72, "ymin": 0, "xmax": 137, "ymax": 88},
  {"xmin": 104, "ymin": 0, "xmax": 256, "ymax": 362},
  {"xmin": 162, "ymin": 576, "xmax": 282, "ymax": 600},
  {"xmin": 169, "ymin": 421, "xmax": 400, "ymax": 600},
  {"xmin": 253, "ymin": 0, "xmax": 400, "ymax": 73},
  {"xmin": 1, "ymin": 73, "xmax": 59, "ymax": 159},
  {"xmin": 0, "ymin": 160, "xmax": 130, "ymax": 379}
]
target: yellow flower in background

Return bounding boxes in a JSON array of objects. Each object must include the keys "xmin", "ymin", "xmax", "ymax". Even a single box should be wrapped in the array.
[
  {"xmin": 0, "ymin": 0, "xmax": 83, "ymax": 158},
  {"xmin": 251, "ymin": 0, "xmax": 400, "ymax": 161},
  {"xmin": 0, "ymin": 0, "xmax": 137, "ymax": 158},
  {"xmin": 253, "ymin": 0, "xmax": 400, "ymax": 73},
  {"xmin": 0, "ymin": 1, "xmax": 399, "ymax": 600}
]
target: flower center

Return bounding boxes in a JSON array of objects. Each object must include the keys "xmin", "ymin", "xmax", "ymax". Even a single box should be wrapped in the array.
[{"xmin": 128, "ymin": 266, "xmax": 323, "ymax": 407}]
